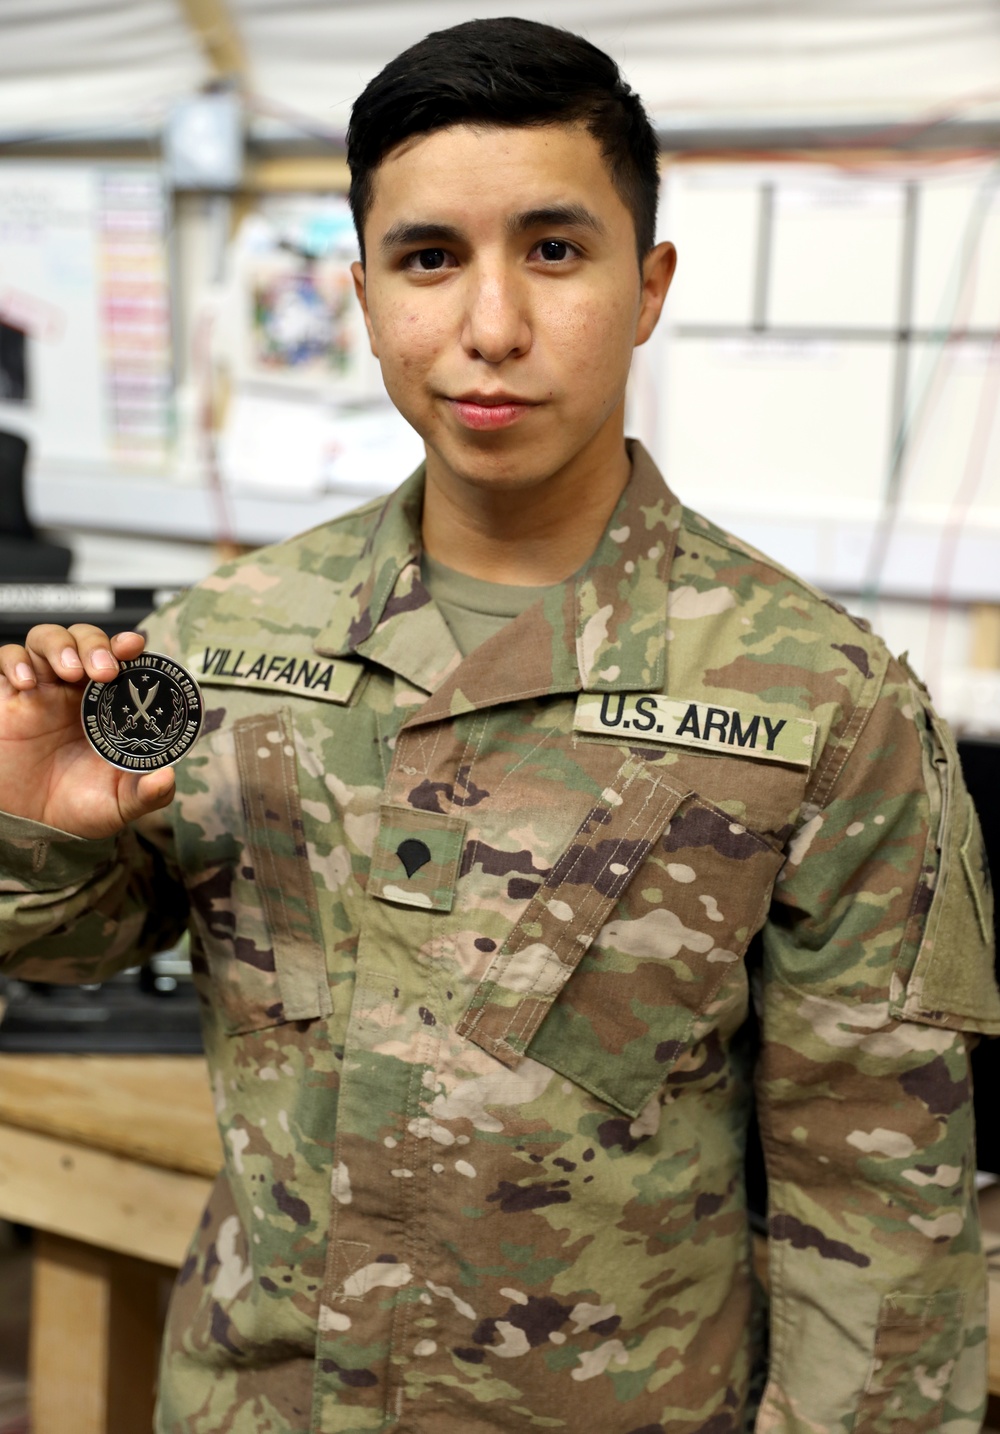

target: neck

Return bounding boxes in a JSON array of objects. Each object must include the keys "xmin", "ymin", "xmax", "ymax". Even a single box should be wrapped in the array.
[{"xmin": 421, "ymin": 419, "xmax": 631, "ymax": 586}]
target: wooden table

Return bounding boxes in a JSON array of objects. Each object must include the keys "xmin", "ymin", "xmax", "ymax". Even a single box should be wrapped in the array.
[{"xmin": 0, "ymin": 1055, "xmax": 219, "ymax": 1434}]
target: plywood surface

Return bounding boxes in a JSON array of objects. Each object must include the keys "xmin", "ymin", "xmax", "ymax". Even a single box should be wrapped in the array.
[
  {"xmin": 0, "ymin": 1055, "xmax": 220, "ymax": 1178},
  {"xmin": 0, "ymin": 1123, "xmax": 212, "ymax": 1265}
]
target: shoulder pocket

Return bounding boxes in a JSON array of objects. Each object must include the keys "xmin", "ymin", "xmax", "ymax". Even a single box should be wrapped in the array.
[
  {"xmin": 892, "ymin": 692, "xmax": 1000, "ymax": 1035},
  {"xmin": 458, "ymin": 753, "xmax": 786, "ymax": 1118},
  {"xmin": 184, "ymin": 706, "xmax": 332, "ymax": 1034}
]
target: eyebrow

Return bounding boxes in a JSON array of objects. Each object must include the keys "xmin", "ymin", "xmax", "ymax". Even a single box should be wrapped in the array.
[
  {"xmin": 378, "ymin": 204, "xmax": 606, "ymax": 254},
  {"xmin": 379, "ymin": 221, "xmax": 463, "ymax": 253},
  {"xmin": 507, "ymin": 204, "xmax": 606, "ymax": 238}
]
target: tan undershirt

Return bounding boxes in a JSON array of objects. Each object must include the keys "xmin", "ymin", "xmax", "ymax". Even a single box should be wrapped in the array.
[{"xmin": 421, "ymin": 553, "xmax": 558, "ymax": 657}]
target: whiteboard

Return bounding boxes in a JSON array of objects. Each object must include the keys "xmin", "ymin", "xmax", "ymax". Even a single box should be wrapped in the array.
[{"xmin": 646, "ymin": 160, "xmax": 1000, "ymax": 540}]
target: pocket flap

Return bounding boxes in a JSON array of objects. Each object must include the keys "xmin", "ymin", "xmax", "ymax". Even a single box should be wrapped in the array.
[
  {"xmin": 892, "ymin": 700, "xmax": 1000, "ymax": 1034},
  {"xmin": 233, "ymin": 709, "xmax": 332, "ymax": 1023},
  {"xmin": 457, "ymin": 756, "xmax": 688, "ymax": 1068}
]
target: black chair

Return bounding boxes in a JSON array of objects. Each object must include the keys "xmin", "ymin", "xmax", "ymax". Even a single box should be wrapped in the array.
[{"xmin": 0, "ymin": 430, "xmax": 72, "ymax": 578}]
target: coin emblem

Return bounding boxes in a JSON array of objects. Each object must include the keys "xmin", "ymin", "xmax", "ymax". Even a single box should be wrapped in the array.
[{"xmin": 81, "ymin": 652, "xmax": 204, "ymax": 771}]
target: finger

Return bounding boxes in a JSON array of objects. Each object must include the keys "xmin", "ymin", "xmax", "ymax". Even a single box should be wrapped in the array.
[
  {"xmin": 66, "ymin": 624, "xmax": 125, "ymax": 682},
  {"xmin": 0, "ymin": 643, "xmax": 40, "ymax": 690},
  {"xmin": 117, "ymin": 767, "xmax": 176, "ymax": 825},
  {"xmin": 23, "ymin": 624, "xmax": 79, "ymax": 683},
  {"xmin": 109, "ymin": 630, "xmax": 146, "ymax": 661}
]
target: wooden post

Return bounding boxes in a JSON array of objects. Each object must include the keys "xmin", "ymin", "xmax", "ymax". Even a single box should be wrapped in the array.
[
  {"xmin": 30, "ymin": 1232, "xmax": 167, "ymax": 1434},
  {"xmin": 969, "ymin": 604, "xmax": 1000, "ymax": 671}
]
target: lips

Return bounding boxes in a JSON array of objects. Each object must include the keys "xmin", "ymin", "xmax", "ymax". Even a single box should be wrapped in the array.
[{"xmin": 447, "ymin": 394, "xmax": 536, "ymax": 432}]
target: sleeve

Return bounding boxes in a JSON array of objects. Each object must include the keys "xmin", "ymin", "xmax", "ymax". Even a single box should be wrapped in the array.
[
  {"xmin": 0, "ymin": 806, "xmax": 187, "ymax": 982},
  {"xmin": 0, "ymin": 598, "xmax": 190, "ymax": 983},
  {"xmin": 754, "ymin": 653, "xmax": 1000, "ymax": 1434}
]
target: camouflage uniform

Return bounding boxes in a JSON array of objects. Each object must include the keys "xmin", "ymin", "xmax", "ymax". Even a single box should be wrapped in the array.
[{"xmin": 1, "ymin": 442, "xmax": 997, "ymax": 1434}]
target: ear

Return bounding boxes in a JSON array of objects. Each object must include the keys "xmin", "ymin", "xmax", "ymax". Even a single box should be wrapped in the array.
[
  {"xmin": 351, "ymin": 260, "xmax": 379, "ymax": 358},
  {"xmin": 635, "ymin": 241, "xmax": 677, "ymax": 348}
]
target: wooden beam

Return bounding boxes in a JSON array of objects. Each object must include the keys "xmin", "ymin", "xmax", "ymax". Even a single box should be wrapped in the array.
[
  {"xmin": 30, "ymin": 1233, "xmax": 168, "ymax": 1434},
  {"xmin": 176, "ymin": 0, "xmax": 247, "ymax": 82},
  {"xmin": 244, "ymin": 154, "xmax": 350, "ymax": 193},
  {"xmin": 0, "ymin": 1122, "xmax": 212, "ymax": 1266},
  {"xmin": 0, "ymin": 1054, "xmax": 221, "ymax": 1178}
]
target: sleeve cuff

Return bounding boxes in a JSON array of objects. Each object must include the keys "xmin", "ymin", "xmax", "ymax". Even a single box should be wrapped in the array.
[{"xmin": 0, "ymin": 809, "xmax": 118, "ymax": 891}]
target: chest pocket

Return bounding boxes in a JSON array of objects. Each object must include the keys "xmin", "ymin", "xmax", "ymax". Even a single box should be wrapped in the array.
[
  {"xmin": 458, "ymin": 751, "xmax": 786, "ymax": 1118},
  {"xmin": 183, "ymin": 707, "xmax": 332, "ymax": 1035}
]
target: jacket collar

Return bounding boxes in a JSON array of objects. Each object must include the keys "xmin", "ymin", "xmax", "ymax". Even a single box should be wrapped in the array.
[{"xmin": 314, "ymin": 441, "xmax": 682, "ymax": 710}]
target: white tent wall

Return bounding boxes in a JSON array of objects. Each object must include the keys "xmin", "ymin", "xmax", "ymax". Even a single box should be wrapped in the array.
[
  {"xmin": 232, "ymin": 0, "xmax": 1000, "ymax": 132},
  {"xmin": 0, "ymin": 1, "xmax": 210, "ymax": 137},
  {"xmin": 1, "ymin": 2, "xmax": 999, "ymax": 135},
  {"xmin": 1, "ymin": 2, "xmax": 999, "ymax": 724}
]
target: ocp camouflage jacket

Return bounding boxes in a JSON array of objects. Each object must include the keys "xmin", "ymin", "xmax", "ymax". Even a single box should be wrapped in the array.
[{"xmin": 2, "ymin": 443, "xmax": 998, "ymax": 1434}]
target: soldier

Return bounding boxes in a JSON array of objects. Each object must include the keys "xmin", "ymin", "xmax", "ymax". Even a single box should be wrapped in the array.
[{"xmin": 0, "ymin": 17, "xmax": 997, "ymax": 1434}]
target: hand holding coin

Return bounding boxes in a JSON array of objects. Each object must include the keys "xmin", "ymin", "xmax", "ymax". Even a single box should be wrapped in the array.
[{"xmin": 0, "ymin": 626, "xmax": 183, "ymax": 838}]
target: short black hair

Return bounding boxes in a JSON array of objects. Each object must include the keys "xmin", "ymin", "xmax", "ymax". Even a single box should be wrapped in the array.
[{"xmin": 347, "ymin": 17, "xmax": 660, "ymax": 264}]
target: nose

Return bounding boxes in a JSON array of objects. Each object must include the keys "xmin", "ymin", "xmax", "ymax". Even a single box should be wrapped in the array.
[{"xmin": 461, "ymin": 262, "xmax": 531, "ymax": 364}]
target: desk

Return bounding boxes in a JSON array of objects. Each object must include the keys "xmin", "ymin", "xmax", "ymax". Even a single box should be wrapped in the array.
[
  {"xmin": 0, "ymin": 1055, "xmax": 219, "ymax": 1434},
  {"xmin": 1, "ymin": 1057, "xmax": 998, "ymax": 1428}
]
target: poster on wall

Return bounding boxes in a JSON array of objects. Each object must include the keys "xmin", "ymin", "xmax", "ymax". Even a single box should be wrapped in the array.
[
  {"xmin": 218, "ymin": 194, "xmax": 411, "ymax": 498},
  {"xmin": 0, "ymin": 161, "xmax": 172, "ymax": 468},
  {"xmin": 230, "ymin": 197, "xmax": 381, "ymax": 401}
]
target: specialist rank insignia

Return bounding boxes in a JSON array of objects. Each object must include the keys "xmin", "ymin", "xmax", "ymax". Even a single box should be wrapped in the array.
[{"xmin": 81, "ymin": 652, "xmax": 204, "ymax": 771}]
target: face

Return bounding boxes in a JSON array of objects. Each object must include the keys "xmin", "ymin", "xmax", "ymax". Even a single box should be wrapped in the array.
[{"xmin": 352, "ymin": 123, "xmax": 676, "ymax": 499}]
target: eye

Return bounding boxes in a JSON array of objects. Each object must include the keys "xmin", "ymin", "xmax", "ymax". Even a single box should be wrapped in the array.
[
  {"xmin": 536, "ymin": 239, "xmax": 574, "ymax": 263},
  {"xmin": 406, "ymin": 248, "xmax": 450, "ymax": 271}
]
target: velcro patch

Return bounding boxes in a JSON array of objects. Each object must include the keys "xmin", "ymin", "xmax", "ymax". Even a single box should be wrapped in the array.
[
  {"xmin": 575, "ymin": 692, "xmax": 817, "ymax": 767},
  {"xmin": 190, "ymin": 645, "xmax": 363, "ymax": 705},
  {"xmin": 370, "ymin": 806, "xmax": 467, "ymax": 913}
]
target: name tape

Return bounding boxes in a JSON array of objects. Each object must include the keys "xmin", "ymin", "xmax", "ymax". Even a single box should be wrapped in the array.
[
  {"xmin": 191, "ymin": 645, "xmax": 363, "ymax": 705},
  {"xmin": 575, "ymin": 692, "xmax": 816, "ymax": 767}
]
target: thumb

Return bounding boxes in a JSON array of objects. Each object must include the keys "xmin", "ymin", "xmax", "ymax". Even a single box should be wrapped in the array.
[{"xmin": 117, "ymin": 768, "xmax": 176, "ymax": 824}]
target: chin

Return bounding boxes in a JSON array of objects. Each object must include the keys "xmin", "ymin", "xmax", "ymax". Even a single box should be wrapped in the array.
[{"xmin": 433, "ymin": 437, "xmax": 561, "ymax": 492}]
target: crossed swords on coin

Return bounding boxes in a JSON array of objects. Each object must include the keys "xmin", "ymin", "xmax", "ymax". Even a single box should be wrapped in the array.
[{"xmin": 124, "ymin": 678, "xmax": 162, "ymax": 735}]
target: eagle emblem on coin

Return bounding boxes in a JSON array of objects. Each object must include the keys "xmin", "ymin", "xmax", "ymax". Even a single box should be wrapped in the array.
[{"xmin": 81, "ymin": 652, "xmax": 204, "ymax": 771}]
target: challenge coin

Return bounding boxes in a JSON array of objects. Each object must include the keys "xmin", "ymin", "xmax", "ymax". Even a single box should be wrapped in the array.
[{"xmin": 81, "ymin": 651, "xmax": 204, "ymax": 771}]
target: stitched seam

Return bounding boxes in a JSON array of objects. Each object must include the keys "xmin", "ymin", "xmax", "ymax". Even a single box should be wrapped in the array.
[
  {"xmin": 273, "ymin": 711, "xmax": 326, "ymax": 1011},
  {"xmin": 499, "ymin": 785, "xmax": 746, "ymax": 1055},
  {"xmin": 373, "ymin": 708, "xmax": 390, "ymax": 785},
  {"xmin": 453, "ymin": 712, "xmax": 490, "ymax": 816},
  {"xmin": 468, "ymin": 765, "xmax": 657, "ymax": 1042},
  {"xmin": 474, "ymin": 767, "xmax": 666, "ymax": 1050},
  {"xmin": 385, "ymin": 1030, "xmax": 429, "ymax": 1421},
  {"xmin": 234, "ymin": 720, "xmax": 285, "ymax": 1017},
  {"xmin": 459, "ymin": 763, "xmax": 649, "ymax": 1042},
  {"xmin": 807, "ymin": 665, "xmax": 884, "ymax": 810},
  {"xmin": 235, "ymin": 713, "xmax": 325, "ymax": 1018},
  {"xmin": 487, "ymin": 728, "xmax": 562, "ymax": 803}
]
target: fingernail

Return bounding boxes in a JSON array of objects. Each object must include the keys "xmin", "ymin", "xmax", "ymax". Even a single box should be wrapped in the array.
[
  {"xmin": 92, "ymin": 650, "xmax": 116, "ymax": 672},
  {"xmin": 61, "ymin": 647, "xmax": 83, "ymax": 669},
  {"xmin": 15, "ymin": 662, "xmax": 34, "ymax": 684}
]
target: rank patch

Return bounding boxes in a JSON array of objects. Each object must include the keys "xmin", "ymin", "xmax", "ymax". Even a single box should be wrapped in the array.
[
  {"xmin": 191, "ymin": 645, "xmax": 363, "ymax": 705},
  {"xmin": 575, "ymin": 692, "xmax": 816, "ymax": 767},
  {"xmin": 370, "ymin": 806, "xmax": 466, "ymax": 913}
]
